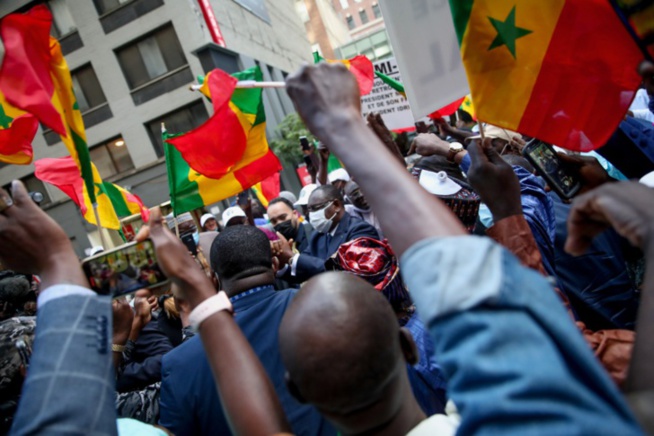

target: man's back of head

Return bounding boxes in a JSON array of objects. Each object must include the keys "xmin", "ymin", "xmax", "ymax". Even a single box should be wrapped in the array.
[
  {"xmin": 279, "ymin": 272, "xmax": 421, "ymax": 434},
  {"xmin": 210, "ymin": 225, "xmax": 273, "ymax": 288}
]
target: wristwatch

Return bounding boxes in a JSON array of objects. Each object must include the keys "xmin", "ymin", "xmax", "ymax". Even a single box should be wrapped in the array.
[{"xmin": 446, "ymin": 142, "xmax": 465, "ymax": 162}]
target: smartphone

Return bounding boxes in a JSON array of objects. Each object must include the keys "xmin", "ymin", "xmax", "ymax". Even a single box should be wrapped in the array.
[
  {"xmin": 82, "ymin": 240, "xmax": 169, "ymax": 298},
  {"xmin": 300, "ymin": 136, "xmax": 311, "ymax": 151},
  {"xmin": 180, "ymin": 232, "xmax": 198, "ymax": 256},
  {"xmin": 522, "ymin": 139, "xmax": 581, "ymax": 199}
]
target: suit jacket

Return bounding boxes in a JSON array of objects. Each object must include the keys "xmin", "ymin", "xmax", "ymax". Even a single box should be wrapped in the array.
[
  {"xmin": 11, "ymin": 289, "xmax": 117, "ymax": 435},
  {"xmin": 294, "ymin": 221, "xmax": 314, "ymax": 253},
  {"xmin": 292, "ymin": 213, "xmax": 380, "ymax": 283},
  {"xmin": 159, "ymin": 286, "xmax": 334, "ymax": 436}
]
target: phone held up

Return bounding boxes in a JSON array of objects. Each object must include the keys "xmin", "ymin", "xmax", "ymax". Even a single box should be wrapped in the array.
[
  {"xmin": 300, "ymin": 136, "xmax": 311, "ymax": 151},
  {"xmin": 82, "ymin": 239, "xmax": 169, "ymax": 298},
  {"xmin": 522, "ymin": 139, "xmax": 581, "ymax": 200}
]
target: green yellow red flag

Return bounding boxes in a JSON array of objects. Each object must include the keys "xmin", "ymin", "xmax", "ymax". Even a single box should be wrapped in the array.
[
  {"xmin": 313, "ymin": 52, "xmax": 375, "ymax": 95},
  {"xmin": 449, "ymin": 0, "xmax": 643, "ymax": 151},
  {"xmin": 0, "ymin": 91, "xmax": 37, "ymax": 165}
]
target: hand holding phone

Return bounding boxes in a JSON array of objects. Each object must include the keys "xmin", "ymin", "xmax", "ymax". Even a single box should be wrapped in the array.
[{"xmin": 522, "ymin": 139, "xmax": 581, "ymax": 199}]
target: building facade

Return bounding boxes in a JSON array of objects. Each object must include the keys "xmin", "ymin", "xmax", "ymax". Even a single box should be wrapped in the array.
[
  {"xmin": 331, "ymin": 0, "xmax": 384, "ymax": 39},
  {"xmin": 295, "ymin": 0, "xmax": 351, "ymax": 58},
  {"xmin": 0, "ymin": 0, "xmax": 312, "ymax": 256}
]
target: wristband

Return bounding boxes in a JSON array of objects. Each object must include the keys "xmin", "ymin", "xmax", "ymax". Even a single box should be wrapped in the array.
[
  {"xmin": 112, "ymin": 344, "xmax": 126, "ymax": 353},
  {"xmin": 189, "ymin": 291, "xmax": 233, "ymax": 331}
]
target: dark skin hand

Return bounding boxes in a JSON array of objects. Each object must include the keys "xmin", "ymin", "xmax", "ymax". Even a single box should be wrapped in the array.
[
  {"xmin": 367, "ymin": 112, "xmax": 405, "ymax": 164},
  {"xmin": 557, "ymin": 152, "xmax": 613, "ymax": 195},
  {"xmin": 0, "ymin": 181, "xmax": 88, "ymax": 290},
  {"xmin": 129, "ymin": 291, "xmax": 157, "ymax": 341},
  {"xmin": 317, "ymin": 145, "xmax": 330, "ymax": 186},
  {"xmin": 467, "ymin": 139, "xmax": 523, "ymax": 221},
  {"xmin": 145, "ymin": 207, "xmax": 291, "ymax": 435},
  {"xmin": 112, "ymin": 298, "xmax": 134, "ymax": 368},
  {"xmin": 285, "ymin": 63, "xmax": 465, "ymax": 256},
  {"xmin": 271, "ymin": 233, "xmax": 294, "ymax": 266},
  {"xmin": 564, "ymin": 182, "xmax": 654, "ymax": 431},
  {"xmin": 434, "ymin": 118, "xmax": 475, "ymax": 143}
]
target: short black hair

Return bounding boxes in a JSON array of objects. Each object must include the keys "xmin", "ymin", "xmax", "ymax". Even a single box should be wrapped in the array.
[
  {"xmin": 457, "ymin": 108, "xmax": 473, "ymax": 124},
  {"xmin": 268, "ymin": 197, "xmax": 295, "ymax": 211},
  {"xmin": 210, "ymin": 226, "xmax": 272, "ymax": 281},
  {"xmin": 310, "ymin": 184, "xmax": 344, "ymax": 204}
]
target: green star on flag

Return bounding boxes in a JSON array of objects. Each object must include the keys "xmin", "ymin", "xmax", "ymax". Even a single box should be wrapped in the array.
[
  {"xmin": 488, "ymin": 6, "xmax": 532, "ymax": 59},
  {"xmin": 0, "ymin": 104, "xmax": 14, "ymax": 129}
]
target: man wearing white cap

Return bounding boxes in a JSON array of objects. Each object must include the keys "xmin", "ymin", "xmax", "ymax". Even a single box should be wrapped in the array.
[
  {"xmin": 222, "ymin": 206, "xmax": 248, "ymax": 227},
  {"xmin": 328, "ymin": 168, "xmax": 350, "ymax": 193},
  {"xmin": 200, "ymin": 214, "xmax": 219, "ymax": 232},
  {"xmin": 294, "ymin": 184, "xmax": 317, "ymax": 220}
]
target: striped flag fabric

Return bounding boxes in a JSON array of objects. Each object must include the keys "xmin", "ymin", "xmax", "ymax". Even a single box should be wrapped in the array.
[
  {"xmin": 0, "ymin": 91, "xmax": 37, "ymax": 164},
  {"xmin": 375, "ymin": 71, "xmax": 406, "ymax": 98},
  {"xmin": 313, "ymin": 52, "xmax": 375, "ymax": 95},
  {"xmin": 252, "ymin": 172, "xmax": 281, "ymax": 208},
  {"xmin": 449, "ymin": 0, "xmax": 643, "ymax": 151}
]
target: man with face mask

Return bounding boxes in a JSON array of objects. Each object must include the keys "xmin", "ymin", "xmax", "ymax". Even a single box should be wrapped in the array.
[
  {"xmin": 274, "ymin": 185, "xmax": 380, "ymax": 284},
  {"xmin": 267, "ymin": 197, "xmax": 313, "ymax": 253}
]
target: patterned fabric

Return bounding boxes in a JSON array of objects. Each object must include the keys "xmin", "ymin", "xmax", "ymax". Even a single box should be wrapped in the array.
[
  {"xmin": 116, "ymin": 382, "xmax": 161, "ymax": 425},
  {"xmin": 228, "ymin": 285, "xmax": 275, "ymax": 303},
  {"xmin": 327, "ymin": 237, "xmax": 410, "ymax": 311}
]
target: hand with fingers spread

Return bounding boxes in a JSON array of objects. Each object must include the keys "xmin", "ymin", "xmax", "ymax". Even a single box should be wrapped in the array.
[
  {"xmin": 0, "ymin": 180, "xmax": 88, "ymax": 291},
  {"xmin": 565, "ymin": 182, "xmax": 654, "ymax": 256},
  {"xmin": 557, "ymin": 152, "xmax": 613, "ymax": 194},
  {"xmin": 467, "ymin": 139, "xmax": 523, "ymax": 222}
]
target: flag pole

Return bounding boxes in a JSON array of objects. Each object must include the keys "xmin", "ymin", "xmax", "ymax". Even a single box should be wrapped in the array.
[
  {"xmin": 92, "ymin": 203, "xmax": 108, "ymax": 249},
  {"xmin": 189, "ymin": 80, "xmax": 285, "ymax": 91},
  {"xmin": 478, "ymin": 121, "xmax": 485, "ymax": 140}
]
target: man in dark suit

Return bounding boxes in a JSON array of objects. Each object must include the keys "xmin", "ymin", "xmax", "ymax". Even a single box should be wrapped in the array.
[
  {"xmin": 268, "ymin": 197, "xmax": 314, "ymax": 253},
  {"xmin": 275, "ymin": 185, "xmax": 380, "ymax": 284},
  {"xmin": 159, "ymin": 226, "xmax": 334, "ymax": 436}
]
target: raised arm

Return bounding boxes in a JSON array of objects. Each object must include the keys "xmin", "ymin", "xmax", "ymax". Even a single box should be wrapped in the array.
[
  {"xmin": 147, "ymin": 207, "xmax": 291, "ymax": 435},
  {"xmin": 285, "ymin": 64, "xmax": 465, "ymax": 256}
]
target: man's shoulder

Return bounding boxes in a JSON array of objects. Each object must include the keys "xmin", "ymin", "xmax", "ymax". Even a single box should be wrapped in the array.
[
  {"xmin": 163, "ymin": 335, "xmax": 203, "ymax": 369},
  {"xmin": 344, "ymin": 213, "xmax": 380, "ymax": 238}
]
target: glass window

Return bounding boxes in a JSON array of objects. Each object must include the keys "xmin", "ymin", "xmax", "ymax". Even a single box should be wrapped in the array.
[
  {"xmin": 116, "ymin": 25, "xmax": 187, "ymax": 90},
  {"xmin": 339, "ymin": 0, "xmax": 348, "ymax": 8},
  {"xmin": 48, "ymin": 0, "xmax": 76, "ymax": 38},
  {"xmin": 359, "ymin": 8, "xmax": 369, "ymax": 24},
  {"xmin": 93, "ymin": 0, "xmax": 132, "ymax": 15},
  {"xmin": 370, "ymin": 29, "xmax": 387, "ymax": 45},
  {"xmin": 341, "ymin": 44, "xmax": 357, "ymax": 59},
  {"xmin": 372, "ymin": 3, "xmax": 382, "ymax": 19},
  {"xmin": 89, "ymin": 137, "xmax": 135, "ymax": 178},
  {"xmin": 145, "ymin": 101, "xmax": 209, "ymax": 157},
  {"xmin": 346, "ymin": 14, "xmax": 355, "ymax": 30},
  {"xmin": 71, "ymin": 64, "xmax": 107, "ymax": 113}
]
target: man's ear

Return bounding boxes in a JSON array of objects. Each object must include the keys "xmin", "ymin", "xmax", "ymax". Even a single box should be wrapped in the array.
[
  {"xmin": 285, "ymin": 371, "xmax": 306, "ymax": 403},
  {"xmin": 399, "ymin": 327, "xmax": 419, "ymax": 365},
  {"xmin": 272, "ymin": 256, "xmax": 280, "ymax": 274},
  {"xmin": 212, "ymin": 271, "xmax": 220, "ymax": 291}
]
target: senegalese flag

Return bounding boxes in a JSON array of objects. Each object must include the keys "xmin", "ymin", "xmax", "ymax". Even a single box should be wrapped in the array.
[
  {"xmin": 101, "ymin": 183, "xmax": 150, "ymax": 223},
  {"xmin": 460, "ymin": 94, "xmax": 475, "ymax": 119},
  {"xmin": 0, "ymin": 91, "xmax": 38, "ymax": 164},
  {"xmin": 168, "ymin": 66, "xmax": 269, "ymax": 179},
  {"xmin": 252, "ymin": 172, "xmax": 280, "ymax": 208},
  {"xmin": 0, "ymin": 5, "xmax": 66, "ymax": 136},
  {"xmin": 34, "ymin": 157, "xmax": 121, "ymax": 229},
  {"xmin": 375, "ymin": 71, "xmax": 406, "ymax": 98},
  {"xmin": 609, "ymin": 0, "xmax": 654, "ymax": 61},
  {"xmin": 164, "ymin": 129, "xmax": 281, "ymax": 216},
  {"xmin": 313, "ymin": 52, "xmax": 374, "ymax": 95},
  {"xmin": 449, "ymin": 0, "xmax": 643, "ymax": 152}
]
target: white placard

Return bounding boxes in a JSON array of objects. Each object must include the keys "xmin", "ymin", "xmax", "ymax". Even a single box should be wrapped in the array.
[
  {"xmin": 378, "ymin": 0, "xmax": 469, "ymax": 120},
  {"xmin": 361, "ymin": 58, "xmax": 415, "ymax": 131}
]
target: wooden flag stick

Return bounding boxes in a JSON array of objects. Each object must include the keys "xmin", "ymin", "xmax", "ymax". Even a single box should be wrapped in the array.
[
  {"xmin": 92, "ymin": 202, "xmax": 108, "ymax": 249},
  {"xmin": 478, "ymin": 121, "xmax": 486, "ymax": 140},
  {"xmin": 189, "ymin": 80, "xmax": 286, "ymax": 91}
]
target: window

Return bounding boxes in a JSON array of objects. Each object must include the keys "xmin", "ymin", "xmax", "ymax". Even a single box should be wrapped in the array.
[
  {"xmin": 339, "ymin": 0, "xmax": 348, "ymax": 8},
  {"xmin": 359, "ymin": 8, "xmax": 369, "ymax": 24},
  {"xmin": 145, "ymin": 101, "xmax": 209, "ymax": 157},
  {"xmin": 116, "ymin": 25, "xmax": 187, "ymax": 90},
  {"xmin": 48, "ymin": 0, "xmax": 76, "ymax": 38},
  {"xmin": 295, "ymin": 0, "xmax": 309, "ymax": 23},
  {"xmin": 90, "ymin": 137, "xmax": 135, "ymax": 178},
  {"xmin": 93, "ymin": 0, "xmax": 132, "ymax": 15},
  {"xmin": 372, "ymin": 3, "xmax": 382, "ymax": 19},
  {"xmin": 346, "ymin": 14, "xmax": 355, "ymax": 30},
  {"xmin": 71, "ymin": 65, "xmax": 107, "ymax": 113},
  {"xmin": 3, "ymin": 176, "xmax": 51, "ymax": 206}
]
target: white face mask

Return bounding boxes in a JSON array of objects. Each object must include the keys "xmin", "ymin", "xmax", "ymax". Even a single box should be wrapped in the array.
[{"xmin": 309, "ymin": 201, "xmax": 336, "ymax": 233}]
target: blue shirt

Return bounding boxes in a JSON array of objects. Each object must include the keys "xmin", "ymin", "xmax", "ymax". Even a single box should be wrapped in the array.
[
  {"xmin": 400, "ymin": 236, "xmax": 643, "ymax": 435},
  {"xmin": 159, "ymin": 286, "xmax": 335, "ymax": 436}
]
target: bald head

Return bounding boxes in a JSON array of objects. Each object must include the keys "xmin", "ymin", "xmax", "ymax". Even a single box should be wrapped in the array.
[{"xmin": 279, "ymin": 272, "xmax": 404, "ymax": 419}]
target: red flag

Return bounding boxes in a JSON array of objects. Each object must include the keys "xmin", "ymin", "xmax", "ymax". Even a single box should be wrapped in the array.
[
  {"xmin": 0, "ymin": 5, "xmax": 66, "ymax": 135},
  {"xmin": 428, "ymin": 97, "xmax": 466, "ymax": 119},
  {"xmin": 34, "ymin": 157, "xmax": 87, "ymax": 213},
  {"xmin": 167, "ymin": 69, "xmax": 248, "ymax": 179},
  {"xmin": 0, "ymin": 109, "xmax": 37, "ymax": 165}
]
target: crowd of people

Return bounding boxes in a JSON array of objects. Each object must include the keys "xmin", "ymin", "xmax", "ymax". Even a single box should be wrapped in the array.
[{"xmin": 1, "ymin": 60, "xmax": 654, "ymax": 435}]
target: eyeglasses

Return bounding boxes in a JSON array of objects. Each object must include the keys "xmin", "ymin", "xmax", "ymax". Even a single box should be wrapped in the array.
[{"xmin": 308, "ymin": 200, "xmax": 334, "ymax": 213}]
